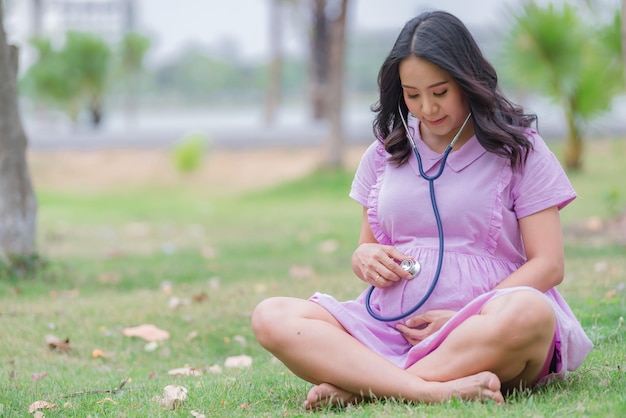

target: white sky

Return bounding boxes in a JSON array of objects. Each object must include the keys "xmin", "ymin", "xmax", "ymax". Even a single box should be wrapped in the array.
[
  {"xmin": 6, "ymin": 0, "xmax": 619, "ymax": 67},
  {"xmin": 135, "ymin": 0, "xmax": 513, "ymax": 64}
]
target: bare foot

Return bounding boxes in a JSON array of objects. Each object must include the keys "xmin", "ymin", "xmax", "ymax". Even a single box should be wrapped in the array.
[
  {"xmin": 441, "ymin": 371, "xmax": 504, "ymax": 404},
  {"xmin": 302, "ymin": 383, "xmax": 364, "ymax": 411},
  {"xmin": 302, "ymin": 372, "xmax": 503, "ymax": 410}
]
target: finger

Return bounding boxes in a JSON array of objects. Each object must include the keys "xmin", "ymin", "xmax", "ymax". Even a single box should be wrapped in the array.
[
  {"xmin": 374, "ymin": 264, "xmax": 400, "ymax": 283},
  {"xmin": 382, "ymin": 245, "xmax": 410, "ymax": 262},
  {"xmin": 377, "ymin": 258, "xmax": 411, "ymax": 282},
  {"xmin": 405, "ymin": 314, "xmax": 429, "ymax": 328},
  {"xmin": 381, "ymin": 251, "xmax": 415, "ymax": 280},
  {"xmin": 396, "ymin": 324, "xmax": 424, "ymax": 344},
  {"xmin": 371, "ymin": 272, "xmax": 386, "ymax": 288}
]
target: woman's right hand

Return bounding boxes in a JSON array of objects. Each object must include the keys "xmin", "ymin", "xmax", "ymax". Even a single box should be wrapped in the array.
[{"xmin": 352, "ymin": 243, "xmax": 413, "ymax": 288}]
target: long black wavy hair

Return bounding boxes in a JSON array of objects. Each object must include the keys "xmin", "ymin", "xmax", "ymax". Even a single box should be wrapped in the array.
[{"xmin": 372, "ymin": 10, "xmax": 535, "ymax": 169}]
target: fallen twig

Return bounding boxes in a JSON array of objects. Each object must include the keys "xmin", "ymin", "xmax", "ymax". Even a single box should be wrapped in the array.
[{"xmin": 61, "ymin": 377, "xmax": 144, "ymax": 398}]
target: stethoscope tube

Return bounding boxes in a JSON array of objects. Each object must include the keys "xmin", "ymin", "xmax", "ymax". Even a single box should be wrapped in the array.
[{"xmin": 365, "ymin": 111, "xmax": 472, "ymax": 322}]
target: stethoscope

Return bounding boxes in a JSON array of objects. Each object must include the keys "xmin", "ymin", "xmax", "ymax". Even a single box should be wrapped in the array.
[{"xmin": 365, "ymin": 109, "xmax": 473, "ymax": 322}]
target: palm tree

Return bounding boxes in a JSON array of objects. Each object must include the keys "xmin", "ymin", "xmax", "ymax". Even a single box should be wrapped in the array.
[{"xmin": 499, "ymin": 1, "xmax": 623, "ymax": 171}]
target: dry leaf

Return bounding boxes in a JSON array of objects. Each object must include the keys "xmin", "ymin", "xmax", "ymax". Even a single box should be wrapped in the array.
[
  {"xmin": 186, "ymin": 330, "xmax": 199, "ymax": 341},
  {"xmin": 208, "ymin": 277, "xmax": 220, "ymax": 289},
  {"xmin": 224, "ymin": 355, "xmax": 252, "ymax": 369},
  {"xmin": 33, "ymin": 411, "xmax": 45, "ymax": 418},
  {"xmin": 98, "ymin": 272, "xmax": 121, "ymax": 284},
  {"xmin": 318, "ymin": 239, "xmax": 339, "ymax": 254},
  {"xmin": 201, "ymin": 246, "xmax": 217, "ymax": 259},
  {"xmin": 144, "ymin": 341, "xmax": 159, "ymax": 352},
  {"xmin": 49, "ymin": 289, "xmax": 79, "ymax": 299},
  {"xmin": 168, "ymin": 297, "xmax": 189, "ymax": 309},
  {"xmin": 289, "ymin": 265, "xmax": 314, "ymax": 280},
  {"xmin": 207, "ymin": 364, "xmax": 223, "ymax": 374},
  {"xmin": 96, "ymin": 397, "xmax": 117, "ymax": 405},
  {"xmin": 168, "ymin": 366, "xmax": 202, "ymax": 377},
  {"xmin": 190, "ymin": 410, "xmax": 207, "ymax": 418},
  {"xmin": 92, "ymin": 349, "xmax": 107, "ymax": 359},
  {"xmin": 160, "ymin": 281, "xmax": 173, "ymax": 294},
  {"xmin": 28, "ymin": 400, "xmax": 57, "ymax": 413},
  {"xmin": 254, "ymin": 283, "xmax": 268, "ymax": 294},
  {"xmin": 192, "ymin": 292, "xmax": 208, "ymax": 303},
  {"xmin": 585, "ymin": 217, "xmax": 604, "ymax": 232},
  {"xmin": 45, "ymin": 335, "xmax": 71, "ymax": 352},
  {"xmin": 122, "ymin": 324, "xmax": 170, "ymax": 342},
  {"xmin": 30, "ymin": 373, "xmax": 49, "ymax": 382},
  {"xmin": 159, "ymin": 385, "xmax": 187, "ymax": 410},
  {"xmin": 605, "ymin": 289, "xmax": 617, "ymax": 298}
]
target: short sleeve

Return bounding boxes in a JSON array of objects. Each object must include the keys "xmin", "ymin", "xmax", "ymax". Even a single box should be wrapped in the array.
[
  {"xmin": 511, "ymin": 130, "xmax": 576, "ymax": 219},
  {"xmin": 349, "ymin": 141, "xmax": 385, "ymax": 206}
]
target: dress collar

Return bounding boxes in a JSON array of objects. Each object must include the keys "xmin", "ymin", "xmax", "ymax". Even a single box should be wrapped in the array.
[{"xmin": 406, "ymin": 117, "xmax": 486, "ymax": 174}]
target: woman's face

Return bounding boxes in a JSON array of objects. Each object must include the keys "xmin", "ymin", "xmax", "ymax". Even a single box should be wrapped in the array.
[{"xmin": 399, "ymin": 55, "xmax": 472, "ymax": 145}]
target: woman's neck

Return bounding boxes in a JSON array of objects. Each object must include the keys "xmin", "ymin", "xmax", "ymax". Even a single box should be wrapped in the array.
[{"xmin": 419, "ymin": 121, "xmax": 475, "ymax": 154}]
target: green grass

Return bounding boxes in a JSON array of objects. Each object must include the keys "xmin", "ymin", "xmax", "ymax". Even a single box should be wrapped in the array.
[{"xmin": 1, "ymin": 141, "xmax": 625, "ymax": 417}]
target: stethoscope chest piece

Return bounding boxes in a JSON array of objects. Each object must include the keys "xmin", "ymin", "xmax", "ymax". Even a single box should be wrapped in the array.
[{"xmin": 400, "ymin": 258, "xmax": 421, "ymax": 278}]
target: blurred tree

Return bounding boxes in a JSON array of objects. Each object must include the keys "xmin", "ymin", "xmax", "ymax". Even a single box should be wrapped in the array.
[
  {"xmin": 500, "ymin": 1, "xmax": 623, "ymax": 171},
  {"xmin": 0, "ymin": 4, "xmax": 37, "ymax": 260},
  {"xmin": 118, "ymin": 31, "xmax": 150, "ymax": 124},
  {"xmin": 623, "ymin": 0, "xmax": 626, "ymax": 80},
  {"xmin": 62, "ymin": 32, "xmax": 112, "ymax": 127},
  {"xmin": 22, "ymin": 37, "xmax": 81, "ymax": 121},
  {"xmin": 310, "ymin": 0, "xmax": 329, "ymax": 120},
  {"xmin": 320, "ymin": 0, "xmax": 349, "ymax": 169},
  {"xmin": 265, "ymin": 0, "xmax": 283, "ymax": 125},
  {"xmin": 22, "ymin": 31, "xmax": 112, "ymax": 127},
  {"xmin": 154, "ymin": 47, "xmax": 265, "ymax": 102}
]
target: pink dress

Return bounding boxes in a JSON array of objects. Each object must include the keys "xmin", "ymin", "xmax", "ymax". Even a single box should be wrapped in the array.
[{"xmin": 310, "ymin": 119, "xmax": 593, "ymax": 384}]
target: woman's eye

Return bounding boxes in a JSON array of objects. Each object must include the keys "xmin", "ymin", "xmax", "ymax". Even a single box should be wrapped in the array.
[
  {"xmin": 407, "ymin": 93, "xmax": 419, "ymax": 99},
  {"xmin": 433, "ymin": 90, "xmax": 448, "ymax": 97}
]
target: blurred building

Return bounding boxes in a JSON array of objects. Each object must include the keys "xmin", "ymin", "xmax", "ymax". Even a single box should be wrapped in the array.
[
  {"xmin": 15, "ymin": 0, "xmax": 135, "ymax": 40},
  {"xmin": 5, "ymin": 0, "xmax": 136, "ymax": 71}
]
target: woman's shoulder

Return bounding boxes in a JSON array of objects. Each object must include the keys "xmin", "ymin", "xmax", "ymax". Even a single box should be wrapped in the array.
[
  {"xmin": 520, "ymin": 127, "xmax": 557, "ymax": 158},
  {"xmin": 361, "ymin": 139, "xmax": 389, "ymax": 163}
]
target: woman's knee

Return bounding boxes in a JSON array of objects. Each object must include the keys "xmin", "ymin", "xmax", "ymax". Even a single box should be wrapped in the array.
[
  {"xmin": 251, "ymin": 297, "xmax": 287, "ymax": 346},
  {"xmin": 484, "ymin": 290, "xmax": 556, "ymax": 344}
]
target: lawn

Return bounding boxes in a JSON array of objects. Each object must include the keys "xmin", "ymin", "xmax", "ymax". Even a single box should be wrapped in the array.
[{"xmin": 0, "ymin": 140, "xmax": 624, "ymax": 417}]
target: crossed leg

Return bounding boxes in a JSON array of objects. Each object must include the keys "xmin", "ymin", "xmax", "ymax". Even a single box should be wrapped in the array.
[
  {"xmin": 251, "ymin": 288, "xmax": 555, "ymax": 409},
  {"xmin": 407, "ymin": 289, "xmax": 556, "ymax": 393}
]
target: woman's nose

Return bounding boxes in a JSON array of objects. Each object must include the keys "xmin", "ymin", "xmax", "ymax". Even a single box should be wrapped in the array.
[{"xmin": 421, "ymin": 97, "xmax": 437, "ymax": 116}]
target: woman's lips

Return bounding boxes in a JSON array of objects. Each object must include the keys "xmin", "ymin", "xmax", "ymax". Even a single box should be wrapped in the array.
[{"xmin": 427, "ymin": 116, "xmax": 446, "ymax": 126}]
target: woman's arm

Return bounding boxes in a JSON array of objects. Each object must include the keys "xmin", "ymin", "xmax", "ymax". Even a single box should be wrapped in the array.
[
  {"xmin": 351, "ymin": 206, "xmax": 412, "ymax": 287},
  {"xmin": 494, "ymin": 205, "xmax": 564, "ymax": 292}
]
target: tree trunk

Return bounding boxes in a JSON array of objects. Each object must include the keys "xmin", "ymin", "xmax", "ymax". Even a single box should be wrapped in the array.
[
  {"xmin": 310, "ymin": 0, "xmax": 329, "ymax": 120},
  {"xmin": 32, "ymin": 0, "xmax": 43, "ymax": 36},
  {"xmin": 563, "ymin": 104, "xmax": 583, "ymax": 171},
  {"xmin": 264, "ymin": 0, "xmax": 283, "ymax": 126},
  {"xmin": 321, "ymin": 0, "xmax": 348, "ymax": 169},
  {"xmin": 0, "ymin": 5, "xmax": 38, "ymax": 260},
  {"xmin": 622, "ymin": 0, "xmax": 626, "ymax": 82}
]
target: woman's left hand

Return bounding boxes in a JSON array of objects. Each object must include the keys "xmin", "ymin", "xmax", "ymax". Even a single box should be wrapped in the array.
[{"xmin": 396, "ymin": 310, "xmax": 456, "ymax": 345}]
